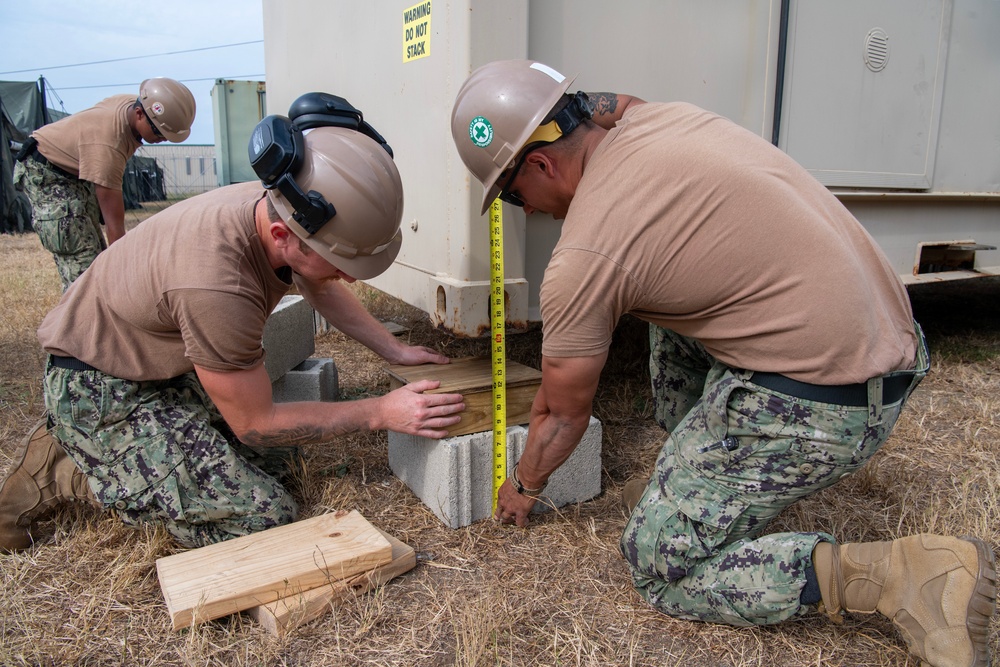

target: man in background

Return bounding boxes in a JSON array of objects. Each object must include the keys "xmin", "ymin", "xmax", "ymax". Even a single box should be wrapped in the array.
[{"xmin": 15, "ymin": 77, "xmax": 196, "ymax": 290}]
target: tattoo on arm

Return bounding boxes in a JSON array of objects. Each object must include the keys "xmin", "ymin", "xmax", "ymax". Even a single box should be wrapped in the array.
[
  {"xmin": 241, "ymin": 424, "xmax": 358, "ymax": 448},
  {"xmin": 588, "ymin": 92, "xmax": 620, "ymax": 118}
]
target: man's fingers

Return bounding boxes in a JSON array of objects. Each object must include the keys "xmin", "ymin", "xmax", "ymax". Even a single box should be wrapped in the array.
[{"xmin": 404, "ymin": 379, "xmax": 441, "ymax": 393}]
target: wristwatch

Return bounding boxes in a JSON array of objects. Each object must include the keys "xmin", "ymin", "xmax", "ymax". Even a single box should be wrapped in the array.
[{"xmin": 510, "ymin": 462, "xmax": 546, "ymax": 496}]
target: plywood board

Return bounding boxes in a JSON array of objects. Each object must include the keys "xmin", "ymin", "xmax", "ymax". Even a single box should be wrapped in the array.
[
  {"xmin": 248, "ymin": 529, "xmax": 416, "ymax": 636},
  {"xmin": 156, "ymin": 510, "xmax": 392, "ymax": 630},
  {"xmin": 386, "ymin": 357, "xmax": 542, "ymax": 437}
]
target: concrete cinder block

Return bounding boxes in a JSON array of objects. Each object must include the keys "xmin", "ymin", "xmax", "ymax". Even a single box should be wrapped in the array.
[
  {"xmin": 271, "ymin": 358, "xmax": 339, "ymax": 403},
  {"xmin": 263, "ymin": 295, "xmax": 316, "ymax": 382},
  {"xmin": 388, "ymin": 417, "xmax": 602, "ymax": 528}
]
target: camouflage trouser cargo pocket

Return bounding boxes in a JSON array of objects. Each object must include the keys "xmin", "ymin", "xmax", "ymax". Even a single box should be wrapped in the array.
[
  {"xmin": 16, "ymin": 157, "xmax": 104, "ymax": 290},
  {"xmin": 44, "ymin": 365, "xmax": 298, "ymax": 547}
]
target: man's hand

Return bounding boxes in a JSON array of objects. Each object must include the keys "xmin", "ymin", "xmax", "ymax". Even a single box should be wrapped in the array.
[
  {"xmin": 494, "ymin": 478, "xmax": 538, "ymax": 528},
  {"xmin": 492, "ymin": 353, "xmax": 608, "ymax": 529},
  {"xmin": 375, "ymin": 379, "xmax": 465, "ymax": 438},
  {"xmin": 385, "ymin": 342, "xmax": 450, "ymax": 367}
]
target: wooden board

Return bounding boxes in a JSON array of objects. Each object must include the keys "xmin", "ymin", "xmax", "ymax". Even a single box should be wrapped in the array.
[
  {"xmin": 247, "ymin": 529, "xmax": 416, "ymax": 636},
  {"xmin": 156, "ymin": 510, "xmax": 392, "ymax": 630},
  {"xmin": 385, "ymin": 356, "xmax": 542, "ymax": 437}
]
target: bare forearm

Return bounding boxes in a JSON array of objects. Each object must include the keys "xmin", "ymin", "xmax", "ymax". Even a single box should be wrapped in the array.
[
  {"xmin": 298, "ymin": 277, "xmax": 399, "ymax": 359},
  {"xmin": 95, "ymin": 184, "xmax": 126, "ymax": 244},
  {"xmin": 515, "ymin": 410, "xmax": 590, "ymax": 488},
  {"xmin": 298, "ymin": 275, "xmax": 447, "ymax": 366},
  {"xmin": 238, "ymin": 398, "xmax": 379, "ymax": 447},
  {"xmin": 197, "ymin": 363, "xmax": 465, "ymax": 448}
]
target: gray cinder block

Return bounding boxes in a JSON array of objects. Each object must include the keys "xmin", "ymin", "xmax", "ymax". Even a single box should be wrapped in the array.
[
  {"xmin": 263, "ymin": 295, "xmax": 316, "ymax": 382},
  {"xmin": 388, "ymin": 417, "xmax": 602, "ymax": 528},
  {"xmin": 271, "ymin": 358, "xmax": 339, "ymax": 403}
]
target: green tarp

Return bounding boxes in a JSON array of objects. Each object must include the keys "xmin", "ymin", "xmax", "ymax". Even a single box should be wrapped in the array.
[{"xmin": 0, "ymin": 79, "xmax": 51, "ymax": 233}]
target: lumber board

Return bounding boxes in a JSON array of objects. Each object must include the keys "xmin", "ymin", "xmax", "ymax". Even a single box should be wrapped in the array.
[
  {"xmin": 386, "ymin": 357, "xmax": 542, "ymax": 437},
  {"xmin": 247, "ymin": 529, "xmax": 416, "ymax": 636},
  {"xmin": 156, "ymin": 510, "xmax": 392, "ymax": 630}
]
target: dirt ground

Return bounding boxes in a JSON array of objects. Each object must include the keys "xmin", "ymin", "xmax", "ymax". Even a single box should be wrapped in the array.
[{"xmin": 0, "ymin": 221, "xmax": 998, "ymax": 666}]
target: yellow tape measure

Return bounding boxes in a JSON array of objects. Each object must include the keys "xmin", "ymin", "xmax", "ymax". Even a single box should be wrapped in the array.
[{"xmin": 489, "ymin": 199, "xmax": 506, "ymax": 513}]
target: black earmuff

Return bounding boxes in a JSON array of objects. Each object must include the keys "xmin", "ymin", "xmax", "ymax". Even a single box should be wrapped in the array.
[
  {"xmin": 248, "ymin": 114, "xmax": 336, "ymax": 235},
  {"xmin": 248, "ymin": 93, "xmax": 395, "ymax": 236},
  {"xmin": 288, "ymin": 92, "xmax": 393, "ymax": 157}
]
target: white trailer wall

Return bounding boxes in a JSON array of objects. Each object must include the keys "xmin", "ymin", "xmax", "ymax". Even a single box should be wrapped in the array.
[{"xmin": 262, "ymin": 0, "xmax": 1000, "ymax": 336}]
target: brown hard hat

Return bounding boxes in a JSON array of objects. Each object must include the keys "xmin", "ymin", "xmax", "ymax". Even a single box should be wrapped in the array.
[
  {"xmin": 268, "ymin": 127, "xmax": 404, "ymax": 280},
  {"xmin": 139, "ymin": 78, "xmax": 196, "ymax": 143},
  {"xmin": 451, "ymin": 60, "xmax": 576, "ymax": 214}
]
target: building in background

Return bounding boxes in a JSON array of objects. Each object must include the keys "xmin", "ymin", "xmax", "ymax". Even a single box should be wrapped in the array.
[{"xmin": 135, "ymin": 144, "xmax": 217, "ymax": 198}]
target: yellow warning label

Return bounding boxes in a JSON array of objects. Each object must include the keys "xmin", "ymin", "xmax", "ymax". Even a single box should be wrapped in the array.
[{"xmin": 402, "ymin": 1, "xmax": 432, "ymax": 63}]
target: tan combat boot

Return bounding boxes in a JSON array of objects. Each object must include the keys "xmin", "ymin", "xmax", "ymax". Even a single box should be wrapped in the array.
[
  {"xmin": 621, "ymin": 478, "xmax": 649, "ymax": 516},
  {"xmin": 0, "ymin": 420, "xmax": 98, "ymax": 552},
  {"xmin": 813, "ymin": 535, "xmax": 997, "ymax": 667}
]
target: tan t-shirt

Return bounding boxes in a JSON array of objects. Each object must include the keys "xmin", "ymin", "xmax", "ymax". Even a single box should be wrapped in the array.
[
  {"xmin": 38, "ymin": 182, "xmax": 293, "ymax": 381},
  {"xmin": 32, "ymin": 94, "xmax": 142, "ymax": 190},
  {"xmin": 540, "ymin": 102, "xmax": 916, "ymax": 385}
]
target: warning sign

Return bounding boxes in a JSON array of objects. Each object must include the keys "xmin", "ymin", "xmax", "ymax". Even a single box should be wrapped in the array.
[{"xmin": 402, "ymin": 0, "xmax": 432, "ymax": 62}]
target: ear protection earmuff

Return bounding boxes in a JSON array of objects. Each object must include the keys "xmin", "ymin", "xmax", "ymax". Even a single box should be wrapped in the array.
[
  {"xmin": 248, "ymin": 114, "xmax": 336, "ymax": 234},
  {"xmin": 288, "ymin": 92, "xmax": 393, "ymax": 158},
  {"xmin": 248, "ymin": 92, "xmax": 393, "ymax": 235}
]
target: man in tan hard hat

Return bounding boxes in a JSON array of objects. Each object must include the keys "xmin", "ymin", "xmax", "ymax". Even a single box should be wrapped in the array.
[
  {"xmin": 0, "ymin": 94, "xmax": 465, "ymax": 550},
  {"xmin": 450, "ymin": 60, "xmax": 996, "ymax": 667},
  {"xmin": 14, "ymin": 77, "xmax": 196, "ymax": 290}
]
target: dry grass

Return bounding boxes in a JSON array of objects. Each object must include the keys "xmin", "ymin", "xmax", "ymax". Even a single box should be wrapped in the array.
[{"xmin": 1, "ymin": 208, "xmax": 998, "ymax": 666}]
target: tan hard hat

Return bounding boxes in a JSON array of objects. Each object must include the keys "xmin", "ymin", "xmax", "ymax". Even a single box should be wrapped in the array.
[
  {"xmin": 139, "ymin": 78, "xmax": 196, "ymax": 143},
  {"xmin": 451, "ymin": 60, "xmax": 576, "ymax": 215},
  {"xmin": 268, "ymin": 126, "xmax": 404, "ymax": 280}
]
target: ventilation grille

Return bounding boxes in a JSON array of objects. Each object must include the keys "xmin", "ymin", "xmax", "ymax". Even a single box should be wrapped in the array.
[{"xmin": 864, "ymin": 28, "xmax": 890, "ymax": 72}]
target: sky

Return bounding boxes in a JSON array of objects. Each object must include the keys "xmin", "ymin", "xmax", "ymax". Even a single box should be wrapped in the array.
[{"xmin": 0, "ymin": 0, "xmax": 266, "ymax": 145}]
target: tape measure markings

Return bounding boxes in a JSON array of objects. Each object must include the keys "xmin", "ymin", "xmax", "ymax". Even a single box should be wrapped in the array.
[{"xmin": 489, "ymin": 199, "xmax": 506, "ymax": 513}]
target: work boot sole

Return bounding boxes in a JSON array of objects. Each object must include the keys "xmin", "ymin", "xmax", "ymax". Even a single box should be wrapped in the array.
[{"xmin": 959, "ymin": 536, "xmax": 997, "ymax": 667}]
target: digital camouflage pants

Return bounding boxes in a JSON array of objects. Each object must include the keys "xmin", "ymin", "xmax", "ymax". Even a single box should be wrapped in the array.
[
  {"xmin": 620, "ymin": 324, "xmax": 928, "ymax": 626},
  {"xmin": 14, "ymin": 157, "xmax": 105, "ymax": 291},
  {"xmin": 43, "ymin": 363, "xmax": 299, "ymax": 547}
]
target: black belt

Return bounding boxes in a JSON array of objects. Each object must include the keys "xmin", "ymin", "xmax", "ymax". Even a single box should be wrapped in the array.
[
  {"xmin": 49, "ymin": 355, "xmax": 100, "ymax": 372},
  {"xmin": 750, "ymin": 371, "xmax": 912, "ymax": 407},
  {"xmin": 17, "ymin": 137, "xmax": 76, "ymax": 180}
]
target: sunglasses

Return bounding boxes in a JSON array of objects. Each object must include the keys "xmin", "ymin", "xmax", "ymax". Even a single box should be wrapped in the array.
[
  {"xmin": 497, "ymin": 143, "xmax": 544, "ymax": 208},
  {"xmin": 142, "ymin": 108, "xmax": 164, "ymax": 138}
]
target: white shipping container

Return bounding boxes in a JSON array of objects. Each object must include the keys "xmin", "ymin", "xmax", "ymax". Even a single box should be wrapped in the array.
[{"xmin": 262, "ymin": 0, "xmax": 1000, "ymax": 336}]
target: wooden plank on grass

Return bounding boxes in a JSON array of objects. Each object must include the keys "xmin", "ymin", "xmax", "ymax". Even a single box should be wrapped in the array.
[
  {"xmin": 156, "ymin": 510, "xmax": 392, "ymax": 630},
  {"xmin": 247, "ymin": 529, "xmax": 416, "ymax": 636}
]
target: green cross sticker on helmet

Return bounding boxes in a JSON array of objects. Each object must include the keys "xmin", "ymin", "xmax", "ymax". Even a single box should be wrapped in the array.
[{"xmin": 469, "ymin": 116, "xmax": 493, "ymax": 147}]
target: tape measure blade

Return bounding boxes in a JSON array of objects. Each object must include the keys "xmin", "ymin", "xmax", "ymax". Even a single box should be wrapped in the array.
[{"xmin": 489, "ymin": 200, "xmax": 506, "ymax": 514}]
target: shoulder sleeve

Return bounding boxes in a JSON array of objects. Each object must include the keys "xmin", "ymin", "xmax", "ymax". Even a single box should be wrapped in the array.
[
  {"xmin": 166, "ymin": 289, "xmax": 268, "ymax": 372},
  {"xmin": 540, "ymin": 248, "xmax": 639, "ymax": 358}
]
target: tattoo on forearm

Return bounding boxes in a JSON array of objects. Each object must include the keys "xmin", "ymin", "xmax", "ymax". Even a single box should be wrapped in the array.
[
  {"xmin": 589, "ymin": 92, "xmax": 620, "ymax": 117},
  {"xmin": 241, "ymin": 424, "xmax": 358, "ymax": 448}
]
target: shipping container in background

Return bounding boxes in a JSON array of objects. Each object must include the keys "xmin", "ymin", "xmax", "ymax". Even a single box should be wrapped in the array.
[
  {"xmin": 262, "ymin": 0, "xmax": 1000, "ymax": 337},
  {"xmin": 212, "ymin": 79, "xmax": 267, "ymax": 186}
]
